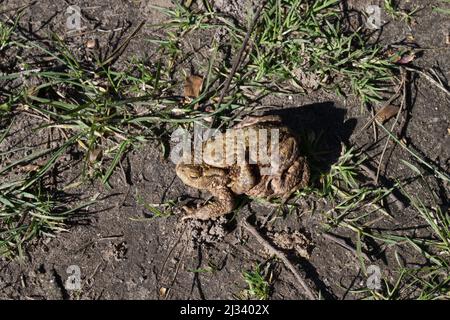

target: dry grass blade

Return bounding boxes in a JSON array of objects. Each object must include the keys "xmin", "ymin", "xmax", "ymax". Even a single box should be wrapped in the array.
[
  {"xmin": 212, "ymin": 0, "xmax": 268, "ymax": 126},
  {"xmin": 405, "ymin": 66, "xmax": 450, "ymax": 98},
  {"xmin": 375, "ymin": 70, "xmax": 408, "ymax": 183},
  {"xmin": 358, "ymin": 78, "xmax": 404, "ymax": 136},
  {"xmin": 359, "ymin": 163, "xmax": 406, "ymax": 210}
]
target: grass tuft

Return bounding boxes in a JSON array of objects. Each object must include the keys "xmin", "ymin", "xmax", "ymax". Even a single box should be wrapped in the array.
[{"xmin": 241, "ymin": 263, "xmax": 272, "ymax": 300}]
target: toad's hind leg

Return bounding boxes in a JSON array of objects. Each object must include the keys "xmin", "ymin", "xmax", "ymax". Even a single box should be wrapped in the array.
[
  {"xmin": 182, "ymin": 186, "xmax": 236, "ymax": 221},
  {"xmin": 271, "ymin": 158, "xmax": 310, "ymax": 201}
]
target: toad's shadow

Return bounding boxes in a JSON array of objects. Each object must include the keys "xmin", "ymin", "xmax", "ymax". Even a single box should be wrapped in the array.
[
  {"xmin": 244, "ymin": 102, "xmax": 356, "ymax": 299},
  {"xmin": 261, "ymin": 101, "xmax": 357, "ymax": 178}
]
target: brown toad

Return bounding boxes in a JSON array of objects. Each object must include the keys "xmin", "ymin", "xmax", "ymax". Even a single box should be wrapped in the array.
[{"xmin": 176, "ymin": 115, "xmax": 310, "ymax": 220}]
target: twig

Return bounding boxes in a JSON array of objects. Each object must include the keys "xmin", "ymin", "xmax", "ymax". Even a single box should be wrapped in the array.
[
  {"xmin": 359, "ymin": 163, "xmax": 406, "ymax": 210},
  {"xmin": 377, "ymin": 123, "xmax": 450, "ymax": 183},
  {"xmin": 404, "ymin": 66, "xmax": 450, "ymax": 98},
  {"xmin": 97, "ymin": 234, "xmax": 124, "ymax": 241},
  {"xmin": 165, "ymin": 243, "xmax": 187, "ymax": 300},
  {"xmin": 323, "ymin": 233, "xmax": 371, "ymax": 262},
  {"xmin": 159, "ymin": 224, "xmax": 187, "ymax": 281},
  {"xmin": 211, "ymin": 0, "xmax": 268, "ymax": 127},
  {"xmin": 97, "ymin": 27, "xmax": 124, "ymax": 33},
  {"xmin": 370, "ymin": 107, "xmax": 378, "ymax": 143},
  {"xmin": 333, "ymin": 187, "xmax": 394, "ymax": 220},
  {"xmin": 242, "ymin": 220, "xmax": 317, "ymax": 300},
  {"xmin": 156, "ymin": 223, "xmax": 187, "ymax": 299},
  {"xmin": 87, "ymin": 262, "xmax": 104, "ymax": 286},
  {"xmin": 97, "ymin": 20, "xmax": 145, "ymax": 68},
  {"xmin": 259, "ymin": 206, "xmax": 278, "ymax": 228}
]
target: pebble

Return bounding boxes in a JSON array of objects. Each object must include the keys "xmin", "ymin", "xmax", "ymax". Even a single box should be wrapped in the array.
[{"xmin": 86, "ymin": 39, "xmax": 97, "ymax": 49}]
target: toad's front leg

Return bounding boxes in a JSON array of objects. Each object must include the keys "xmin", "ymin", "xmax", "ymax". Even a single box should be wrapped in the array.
[
  {"xmin": 176, "ymin": 163, "xmax": 236, "ymax": 220},
  {"xmin": 182, "ymin": 186, "xmax": 236, "ymax": 220}
]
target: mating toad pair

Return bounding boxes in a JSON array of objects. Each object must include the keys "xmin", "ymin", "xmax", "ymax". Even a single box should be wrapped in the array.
[{"xmin": 176, "ymin": 115, "xmax": 310, "ymax": 220}]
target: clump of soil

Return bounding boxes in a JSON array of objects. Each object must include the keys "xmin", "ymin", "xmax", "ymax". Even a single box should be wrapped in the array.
[
  {"xmin": 186, "ymin": 216, "xmax": 228, "ymax": 250},
  {"xmin": 267, "ymin": 229, "xmax": 314, "ymax": 259}
]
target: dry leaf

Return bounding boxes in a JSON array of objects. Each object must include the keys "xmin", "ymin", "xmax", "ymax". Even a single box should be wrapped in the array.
[
  {"xmin": 88, "ymin": 148, "xmax": 103, "ymax": 163},
  {"xmin": 86, "ymin": 39, "xmax": 97, "ymax": 49},
  {"xmin": 17, "ymin": 159, "xmax": 47, "ymax": 173},
  {"xmin": 376, "ymin": 105, "xmax": 400, "ymax": 123},
  {"xmin": 396, "ymin": 54, "xmax": 416, "ymax": 64},
  {"xmin": 389, "ymin": 49, "xmax": 416, "ymax": 65},
  {"xmin": 183, "ymin": 75, "xmax": 203, "ymax": 101},
  {"xmin": 159, "ymin": 287, "xmax": 167, "ymax": 298}
]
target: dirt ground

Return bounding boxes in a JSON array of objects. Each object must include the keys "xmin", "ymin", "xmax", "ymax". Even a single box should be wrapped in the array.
[{"xmin": 0, "ymin": 0, "xmax": 449, "ymax": 300}]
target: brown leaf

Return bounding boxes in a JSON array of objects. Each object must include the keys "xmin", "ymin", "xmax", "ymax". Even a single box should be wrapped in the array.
[
  {"xmin": 183, "ymin": 75, "xmax": 203, "ymax": 101},
  {"xmin": 375, "ymin": 105, "xmax": 400, "ymax": 123},
  {"xmin": 396, "ymin": 54, "xmax": 416, "ymax": 64},
  {"xmin": 17, "ymin": 159, "xmax": 47, "ymax": 173},
  {"xmin": 88, "ymin": 148, "xmax": 103, "ymax": 163},
  {"xmin": 406, "ymin": 34, "xmax": 415, "ymax": 43},
  {"xmin": 159, "ymin": 287, "xmax": 167, "ymax": 298},
  {"xmin": 86, "ymin": 39, "xmax": 97, "ymax": 49}
]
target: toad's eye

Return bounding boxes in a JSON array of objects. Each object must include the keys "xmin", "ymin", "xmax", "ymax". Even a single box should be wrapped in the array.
[{"xmin": 189, "ymin": 171, "xmax": 201, "ymax": 178}]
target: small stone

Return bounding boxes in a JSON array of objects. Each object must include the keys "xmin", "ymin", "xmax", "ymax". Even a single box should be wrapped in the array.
[
  {"xmin": 159, "ymin": 287, "xmax": 167, "ymax": 298},
  {"xmin": 86, "ymin": 39, "xmax": 97, "ymax": 49}
]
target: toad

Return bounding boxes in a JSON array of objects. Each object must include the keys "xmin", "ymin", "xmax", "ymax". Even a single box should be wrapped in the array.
[{"xmin": 176, "ymin": 115, "xmax": 310, "ymax": 220}]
